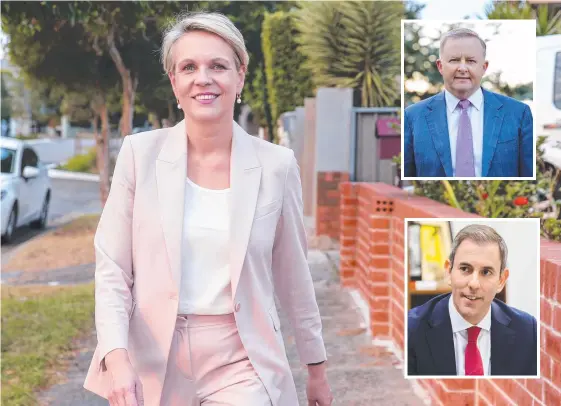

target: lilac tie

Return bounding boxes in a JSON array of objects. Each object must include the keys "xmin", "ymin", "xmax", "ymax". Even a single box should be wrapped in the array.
[{"xmin": 455, "ymin": 99, "xmax": 475, "ymax": 177}]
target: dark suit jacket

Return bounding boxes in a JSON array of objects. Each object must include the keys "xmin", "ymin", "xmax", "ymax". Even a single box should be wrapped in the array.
[
  {"xmin": 407, "ymin": 293, "xmax": 537, "ymax": 376},
  {"xmin": 403, "ymin": 89, "xmax": 534, "ymax": 178}
]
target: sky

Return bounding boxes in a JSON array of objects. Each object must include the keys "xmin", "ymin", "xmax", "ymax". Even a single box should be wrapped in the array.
[{"xmin": 420, "ymin": 0, "xmax": 490, "ymax": 20}]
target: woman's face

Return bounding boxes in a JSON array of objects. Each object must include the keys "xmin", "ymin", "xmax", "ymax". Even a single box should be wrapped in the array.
[{"xmin": 168, "ymin": 30, "xmax": 245, "ymax": 123}]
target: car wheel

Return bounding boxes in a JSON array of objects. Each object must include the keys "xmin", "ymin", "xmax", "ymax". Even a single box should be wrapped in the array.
[
  {"xmin": 30, "ymin": 193, "xmax": 50, "ymax": 229},
  {"xmin": 2, "ymin": 205, "xmax": 18, "ymax": 244}
]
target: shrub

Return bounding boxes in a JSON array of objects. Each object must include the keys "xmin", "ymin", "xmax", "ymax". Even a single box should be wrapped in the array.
[
  {"xmin": 15, "ymin": 133, "xmax": 40, "ymax": 140},
  {"xmin": 412, "ymin": 136, "xmax": 561, "ymax": 241},
  {"xmin": 59, "ymin": 147, "xmax": 96, "ymax": 173},
  {"xmin": 262, "ymin": 11, "xmax": 314, "ymax": 126}
]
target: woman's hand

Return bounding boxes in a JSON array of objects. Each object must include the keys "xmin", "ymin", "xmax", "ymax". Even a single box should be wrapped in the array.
[
  {"xmin": 105, "ymin": 349, "xmax": 144, "ymax": 406},
  {"xmin": 306, "ymin": 362, "xmax": 334, "ymax": 405}
]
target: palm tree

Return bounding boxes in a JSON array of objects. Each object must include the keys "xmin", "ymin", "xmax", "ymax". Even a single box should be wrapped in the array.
[
  {"xmin": 294, "ymin": 1, "xmax": 403, "ymax": 107},
  {"xmin": 485, "ymin": 1, "xmax": 561, "ymax": 36}
]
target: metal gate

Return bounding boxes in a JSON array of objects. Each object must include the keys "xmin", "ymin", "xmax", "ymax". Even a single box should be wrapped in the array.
[{"xmin": 349, "ymin": 107, "xmax": 400, "ymax": 183}]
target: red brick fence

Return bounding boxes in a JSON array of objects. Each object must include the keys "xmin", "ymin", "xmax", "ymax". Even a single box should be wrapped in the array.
[{"xmin": 338, "ymin": 182, "xmax": 561, "ymax": 406}]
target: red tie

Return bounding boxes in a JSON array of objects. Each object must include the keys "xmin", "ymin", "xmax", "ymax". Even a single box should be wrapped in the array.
[{"xmin": 465, "ymin": 326, "xmax": 484, "ymax": 375}]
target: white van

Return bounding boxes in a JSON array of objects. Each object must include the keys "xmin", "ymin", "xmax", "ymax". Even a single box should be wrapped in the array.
[{"xmin": 537, "ymin": 34, "xmax": 561, "ymax": 170}]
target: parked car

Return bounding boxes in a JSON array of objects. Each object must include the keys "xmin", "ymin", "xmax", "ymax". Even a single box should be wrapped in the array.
[
  {"xmin": 1, "ymin": 137, "xmax": 51, "ymax": 243},
  {"xmin": 536, "ymin": 35, "xmax": 561, "ymax": 170}
]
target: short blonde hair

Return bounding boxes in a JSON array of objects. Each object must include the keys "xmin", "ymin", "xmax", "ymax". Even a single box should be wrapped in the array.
[{"xmin": 160, "ymin": 11, "xmax": 249, "ymax": 74}]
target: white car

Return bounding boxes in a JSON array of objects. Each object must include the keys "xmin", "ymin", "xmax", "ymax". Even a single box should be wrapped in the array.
[{"xmin": 1, "ymin": 137, "xmax": 51, "ymax": 243}]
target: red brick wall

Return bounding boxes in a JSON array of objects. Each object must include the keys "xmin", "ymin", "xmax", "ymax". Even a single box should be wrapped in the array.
[
  {"xmin": 339, "ymin": 182, "xmax": 561, "ymax": 406},
  {"xmin": 316, "ymin": 171, "xmax": 349, "ymax": 239}
]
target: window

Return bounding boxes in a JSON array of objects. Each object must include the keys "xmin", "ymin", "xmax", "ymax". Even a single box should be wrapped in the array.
[
  {"xmin": 555, "ymin": 51, "xmax": 561, "ymax": 110},
  {"xmin": 21, "ymin": 147, "xmax": 39, "ymax": 173},
  {"xmin": 1, "ymin": 148, "xmax": 16, "ymax": 174}
]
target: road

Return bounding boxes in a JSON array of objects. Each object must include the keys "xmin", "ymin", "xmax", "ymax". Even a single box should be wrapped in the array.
[{"xmin": 1, "ymin": 178, "xmax": 102, "ymax": 259}]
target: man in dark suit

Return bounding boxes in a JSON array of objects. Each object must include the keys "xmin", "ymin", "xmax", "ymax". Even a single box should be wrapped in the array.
[
  {"xmin": 403, "ymin": 28, "xmax": 533, "ymax": 178},
  {"xmin": 408, "ymin": 224, "xmax": 537, "ymax": 376}
]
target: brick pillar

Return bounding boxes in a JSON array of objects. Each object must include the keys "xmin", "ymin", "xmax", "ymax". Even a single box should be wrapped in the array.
[
  {"xmin": 316, "ymin": 171, "xmax": 349, "ymax": 239},
  {"xmin": 368, "ymin": 194, "xmax": 393, "ymax": 339},
  {"xmin": 339, "ymin": 182, "xmax": 358, "ymax": 287},
  {"xmin": 390, "ymin": 216, "xmax": 405, "ymax": 353},
  {"xmin": 539, "ymin": 240, "xmax": 561, "ymax": 405}
]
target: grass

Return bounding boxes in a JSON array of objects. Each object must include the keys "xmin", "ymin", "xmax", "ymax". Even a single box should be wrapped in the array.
[
  {"xmin": 52, "ymin": 214, "xmax": 100, "ymax": 237},
  {"xmin": 3, "ymin": 214, "xmax": 100, "ymax": 273},
  {"xmin": 1, "ymin": 283, "xmax": 95, "ymax": 406}
]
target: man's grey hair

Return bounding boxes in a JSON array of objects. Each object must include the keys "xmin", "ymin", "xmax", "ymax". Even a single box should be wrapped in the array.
[
  {"xmin": 449, "ymin": 224, "xmax": 508, "ymax": 274},
  {"xmin": 160, "ymin": 11, "xmax": 249, "ymax": 74},
  {"xmin": 440, "ymin": 27, "xmax": 486, "ymax": 58}
]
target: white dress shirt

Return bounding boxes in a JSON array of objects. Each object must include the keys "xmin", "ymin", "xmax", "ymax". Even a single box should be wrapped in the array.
[
  {"xmin": 178, "ymin": 177, "xmax": 233, "ymax": 315},
  {"xmin": 445, "ymin": 87, "xmax": 484, "ymax": 177},
  {"xmin": 448, "ymin": 295, "xmax": 491, "ymax": 375}
]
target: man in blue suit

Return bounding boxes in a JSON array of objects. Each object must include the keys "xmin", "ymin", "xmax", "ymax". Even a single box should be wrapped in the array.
[
  {"xmin": 408, "ymin": 224, "xmax": 537, "ymax": 376},
  {"xmin": 404, "ymin": 28, "xmax": 533, "ymax": 178}
]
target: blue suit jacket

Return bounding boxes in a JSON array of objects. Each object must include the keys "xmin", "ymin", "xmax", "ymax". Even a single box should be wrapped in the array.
[
  {"xmin": 404, "ymin": 89, "xmax": 533, "ymax": 177},
  {"xmin": 407, "ymin": 293, "xmax": 537, "ymax": 376}
]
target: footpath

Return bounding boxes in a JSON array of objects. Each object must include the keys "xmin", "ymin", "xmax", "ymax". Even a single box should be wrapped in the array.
[
  {"xmin": 4, "ymin": 214, "xmax": 424, "ymax": 405},
  {"xmin": 19, "ymin": 249, "xmax": 424, "ymax": 405}
]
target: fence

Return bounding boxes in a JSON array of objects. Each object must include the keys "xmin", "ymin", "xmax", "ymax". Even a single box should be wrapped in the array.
[
  {"xmin": 350, "ymin": 107, "xmax": 400, "ymax": 183},
  {"xmin": 339, "ymin": 181, "xmax": 561, "ymax": 406},
  {"xmin": 27, "ymin": 136, "xmax": 123, "ymax": 165}
]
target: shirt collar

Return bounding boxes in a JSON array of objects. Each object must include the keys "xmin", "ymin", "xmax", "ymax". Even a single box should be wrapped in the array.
[
  {"xmin": 445, "ymin": 87, "xmax": 483, "ymax": 113},
  {"xmin": 448, "ymin": 294, "xmax": 491, "ymax": 333}
]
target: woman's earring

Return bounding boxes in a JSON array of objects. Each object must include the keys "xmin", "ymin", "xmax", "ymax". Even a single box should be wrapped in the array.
[
  {"xmin": 236, "ymin": 94, "xmax": 241, "ymax": 104},
  {"xmin": 177, "ymin": 100, "xmax": 181, "ymax": 109}
]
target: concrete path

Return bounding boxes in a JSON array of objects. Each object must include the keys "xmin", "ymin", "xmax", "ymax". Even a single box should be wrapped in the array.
[{"xmin": 33, "ymin": 250, "xmax": 423, "ymax": 405}]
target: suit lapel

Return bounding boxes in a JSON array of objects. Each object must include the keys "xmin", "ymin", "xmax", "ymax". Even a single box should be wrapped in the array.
[
  {"xmin": 426, "ymin": 294, "xmax": 457, "ymax": 375},
  {"xmin": 425, "ymin": 92, "xmax": 453, "ymax": 176},
  {"xmin": 490, "ymin": 301, "xmax": 515, "ymax": 375},
  {"xmin": 481, "ymin": 89, "xmax": 505, "ymax": 177},
  {"xmin": 229, "ymin": 122, "xmax": 261, "ymax": 300},
  {"xmin": 156, "ymin": 120, "xmax": 187, "ymax": 291}
]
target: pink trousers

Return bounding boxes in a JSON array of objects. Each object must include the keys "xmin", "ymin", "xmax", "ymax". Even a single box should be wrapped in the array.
[{"xmin": 160, "ymin": 313, "xmax": 272, "ymax": 406}]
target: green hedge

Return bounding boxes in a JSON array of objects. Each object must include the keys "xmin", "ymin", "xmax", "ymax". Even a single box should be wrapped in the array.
[
  {"xmin": 262, "ymin": 11, "xmax": 314, "ymax": 128},
  {"xmin": 59, "ymin": 147, "xmax": 96, "ymax": 173},
  {"xmin": 15, "ymin": 133, "xmax": 40, "ymax": 140}
]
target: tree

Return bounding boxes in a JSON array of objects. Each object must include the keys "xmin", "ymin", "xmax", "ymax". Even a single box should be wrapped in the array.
[
  {"xmin": 483, "ymin": 71, "xmax": 533, "ymax": 101},
  {"xmin": 295, "ymin": 1, "xmax": 403, "ymax": 107},
  {"xmin": 405, "ymin": 1, "xmax": 426, "ymax": 20},
  {"xmin": 262, "ymin": 11, "xmax": 314, "ymax": 128},
  {"xmin": 215, "ymin": 1, "xmax": 293, "ymax": 139},
  {"xmin": 1, "ymin": 74, "xmax": 11, "ymax": 120},
  {"xmin": 58, "ymin": 1, "xmax": 179, "ymax": 137},
  {"xmin": 403, "ymin": 22, "xmax": 442, "ymax": 106},
  {"xmin": 1, "ymin": 2, "xmax": 121, "ymax": 204},
  {"xmin": 1, "ymin": 1, "xmax": 184, "ymax": 137},
  {"xmin": 485, "ymin": 1, "xmax": 561, "ymax": 35}
]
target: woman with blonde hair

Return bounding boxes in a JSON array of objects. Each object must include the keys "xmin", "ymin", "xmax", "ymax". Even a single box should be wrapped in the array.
[{"xmin": 83, "ymin": 11, "xmax": 333, "ymax": 406}]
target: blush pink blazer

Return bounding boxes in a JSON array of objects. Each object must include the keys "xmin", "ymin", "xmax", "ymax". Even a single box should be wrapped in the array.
[{"xmin": 83, "ymin": 120, "xmax": 326, "ymax": 405}]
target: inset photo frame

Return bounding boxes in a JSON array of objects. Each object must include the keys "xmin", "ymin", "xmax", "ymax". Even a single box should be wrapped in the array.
[
  {"xmin": 404, "ymin": 218, "xmax": 540, "ymax": 379},
  {"xmin": 400, "ymin": 19, "xmax": 537, "ymax": 181}
]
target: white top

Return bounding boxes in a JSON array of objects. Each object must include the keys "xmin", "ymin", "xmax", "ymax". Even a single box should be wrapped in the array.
[
  {"xmin": 448, "ymin": 295, "xmax": 491, "ymax": 375},
  {"xmin": 445, "ymin": 87, "xmax": 484, "ymax": 177},
  {"xmin": 178, "ymin": 177, "xmax": 233, "ymax": 315}
]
